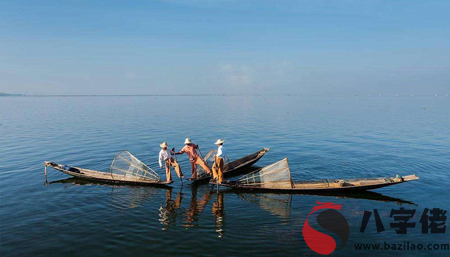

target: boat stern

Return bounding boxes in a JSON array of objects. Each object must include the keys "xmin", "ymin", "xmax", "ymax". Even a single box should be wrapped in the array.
[{"xmin": 402, "ymin": 174, "xmax": 419, "ymax": 182}]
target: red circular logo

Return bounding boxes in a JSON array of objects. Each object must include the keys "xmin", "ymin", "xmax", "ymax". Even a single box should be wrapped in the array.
[{"xmin": 302, "ymin": 201, "xmax": 350, "ymax": 255}]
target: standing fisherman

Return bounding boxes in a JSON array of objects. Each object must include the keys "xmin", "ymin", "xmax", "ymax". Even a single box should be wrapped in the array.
[
  {"xmin": 176, "ymin": 138, "xmax": 211, "ymax": 180},
  {"xmin": 159, "ymin": 142, "xmax": 183, "ymax": 183},
  {"xmin": 212, "ymin": 139, "xmax": 228, "ymax": 184}
]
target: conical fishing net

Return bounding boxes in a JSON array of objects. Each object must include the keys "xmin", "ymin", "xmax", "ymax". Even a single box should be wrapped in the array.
[
  {"xmin": 237, "ymin": 158, "xmax": 293, "ymax": 189},
  {"xmin": 110, "ymin": 151, "xmax": 160, "ymax": 182}
]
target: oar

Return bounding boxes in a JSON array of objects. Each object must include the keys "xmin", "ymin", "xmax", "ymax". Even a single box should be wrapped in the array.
[
  {"xmin": 44, "ymin": 163, "xmax": 49, "ymax": 186},
  {"xmin": 197, "ymin": 145, "xmax": 204, "ymax": 160},
  {"xmin": 215, "ymin": 156, "xmax": 219, "ymax": 191}
]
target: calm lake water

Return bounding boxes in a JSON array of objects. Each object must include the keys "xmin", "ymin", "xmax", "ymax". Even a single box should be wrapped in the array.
[{"xmin": 1, "ymin": 95, "xmax": 449, "ymax": 257}]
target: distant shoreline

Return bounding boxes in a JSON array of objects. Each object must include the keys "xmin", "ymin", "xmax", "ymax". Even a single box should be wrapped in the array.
[
  {"xmin": 0, "ymin": 93, "xmax": 448, "ymax": 97},
  {"xmin": 0, "ymin": 93, "xmax": 25, "ymax": 97}
]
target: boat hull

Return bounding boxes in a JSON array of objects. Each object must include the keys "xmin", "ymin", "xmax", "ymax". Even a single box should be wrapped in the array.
[
  {"xmin": 190, "ymin": 148, "xmax": 270, "ymax": 184},
  {"xmin": 219, "ymin": 175, "xmax": 419, "ymax": 193},
  {"xmin": 45, "ymin": 162, "xmax": 173, "ymax": 187}
]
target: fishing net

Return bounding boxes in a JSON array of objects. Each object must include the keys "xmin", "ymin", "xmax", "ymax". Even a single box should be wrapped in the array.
[
  {"xmin": 110, "ymin": 151, "xmax": 160, "ymax": 182},
  {"xmin": 196, "ymin": 149, "xmax": 230, "ymax": 179},
  {"xmin": 204, "ymin": 149, "xmax": 218, "ymax": 164},
  {"xmin": 238, "ymin": 158, "xmax": 293, "ymax": 189}
]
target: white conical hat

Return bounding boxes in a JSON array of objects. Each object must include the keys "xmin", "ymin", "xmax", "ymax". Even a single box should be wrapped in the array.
[
  {"xmin": 184, "ymin": 138, "xmax": 192, "ymax": 144},
  {"xmin": 214, "ymin": 139, "xmax": 224, "ymax": 145},
  {"xmin": 160, "ymin": 142, "xmax": 168, "ymax": 148}
]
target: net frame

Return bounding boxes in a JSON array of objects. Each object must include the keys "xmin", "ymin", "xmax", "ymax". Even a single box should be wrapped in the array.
[
  {"xmin": 237, "ymin": 158, "xmax": 293, "ymax": 189},
  {"xmin": 110, "ymin": 150, "xmax": 160, "ymax": 182}
]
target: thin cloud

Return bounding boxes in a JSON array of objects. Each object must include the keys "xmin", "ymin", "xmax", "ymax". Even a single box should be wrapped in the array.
[{"xmin": 219, "ymin": 63, "xmax": 254, "ymax": 87}]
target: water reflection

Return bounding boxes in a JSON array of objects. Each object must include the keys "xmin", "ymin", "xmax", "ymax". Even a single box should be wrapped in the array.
[
  {"xmin": 212, "ymin": 192, "xmax": 225, "ymax": 237},
  {"xmin": 235, "ymin": 190, "xmax": 415, "ymax": 220},
  {"xmin": 184, "ymin": 185, "xmax": 211, "ymax": 227},
  {"xmin": 159, "ymin": 188, "xmax": 183, "ymax": 229},
  {"xmin": 303, "ymin": 191, "xmax": 417, "ymax": 206},
  {"xmin": 48, "ymin": 177, "xmax": 414, "ymax": 237},
  {"xmin": 238, "ymin": 193, "xmax": 292, "ymax": 220},
  {"xmin": 109, "ymin": 186, "xmax": 159, "ymax": 210},
  {"xmin": 157, "ymin": 185, "xmax": 225, "ymax": 236},
  {"xmin": 48, "ymin": 177, "xmax": 161, "ymax": 209}
]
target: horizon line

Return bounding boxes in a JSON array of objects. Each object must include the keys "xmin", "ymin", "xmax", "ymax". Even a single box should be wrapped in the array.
[{"xmin": 1, "ymin": 93, "xmax": 449, "ymax": 97}]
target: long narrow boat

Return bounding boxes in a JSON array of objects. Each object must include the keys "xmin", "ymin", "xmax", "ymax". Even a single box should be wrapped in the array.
[
  {"xmin": 191, "ymin": 148, "xmax": 270, "ymax": 184},
  {"xmin": 44, "ymin": 150, "xmax": 172, "ymax": 187},
  {"xmin": 220, "ymin": 158, "xmax": 419, "ymax": 192}
]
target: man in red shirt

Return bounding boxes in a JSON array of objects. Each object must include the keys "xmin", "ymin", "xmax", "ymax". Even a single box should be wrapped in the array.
[{"xmin": 176, "ymin": 138, "xmax": 211, "ymax": 180}]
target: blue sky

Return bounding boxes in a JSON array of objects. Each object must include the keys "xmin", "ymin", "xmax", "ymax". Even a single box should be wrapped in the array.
[{"xmin": 0, "ymin": 0, "xmax": 449, "ymax": 95}]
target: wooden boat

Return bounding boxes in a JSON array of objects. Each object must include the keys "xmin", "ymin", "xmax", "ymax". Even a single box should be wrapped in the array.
[
  {"xmin": 191, "ymin": 148, "xmax": 270, "ymax": 184},
  {"xmin": 44, "ymin": 151, "xmax": 172, "ymax": 187},
  {"xmin": 219, "ymin": 158, "xmax": 419, "ymax": 192}
]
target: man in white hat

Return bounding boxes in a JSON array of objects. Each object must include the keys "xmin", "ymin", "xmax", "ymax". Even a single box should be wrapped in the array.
[
  {"xmin": 211, "ymin": 139, "xmax": 228, "ymax": 184},
  {"xmin": 176, "ymin": 138, "xmax": 211, "ymax": 180},
  {"xmin": 159, "ymin": 142, "xmax": 183, "ymax": 183}
]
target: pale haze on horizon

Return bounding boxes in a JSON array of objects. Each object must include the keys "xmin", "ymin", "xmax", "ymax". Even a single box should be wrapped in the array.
[{"xmin": 0, "ymin": 0, "xmax": 449, "ymax": 96}]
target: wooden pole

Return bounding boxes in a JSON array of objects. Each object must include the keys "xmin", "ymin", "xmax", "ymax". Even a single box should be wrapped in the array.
[{"xmin": 44, "ymin": 164, "xmax": 48, "ymax": 184}]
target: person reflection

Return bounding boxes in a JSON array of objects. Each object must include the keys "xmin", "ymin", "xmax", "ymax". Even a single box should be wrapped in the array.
[
  {"xmin": 184, "ymin": 186, "xmax": 211, "ymax": 227},
  {"xmin": 159, "ymin": 188, "xmax": 183, "ymax": 229},
  {"xmin": 212, "ymin": 192, "xmax": 225, "ymax": 237}
]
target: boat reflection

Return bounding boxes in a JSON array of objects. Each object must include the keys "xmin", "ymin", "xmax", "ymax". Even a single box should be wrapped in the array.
[
  {"xmin": 48, "ymin": 177, "xmax": 161, "ymax": 209},
  {"xmin": 109, "ymin": 186, "xmax": 160, "ymax": 210},
  {"xmin": 234, "ymin": 190, "xmax": 416, "ymax": 220},
  {"xmin": 238, "ymin": 193, "xmax": 292, "ymax": 220},
  {"xmin": 48, "ymin": 178, "xmax": 225, "ymax": 235},
  {"xmin": 299, "ymin": 191, "xmax": 417, "ymax": 205}
]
